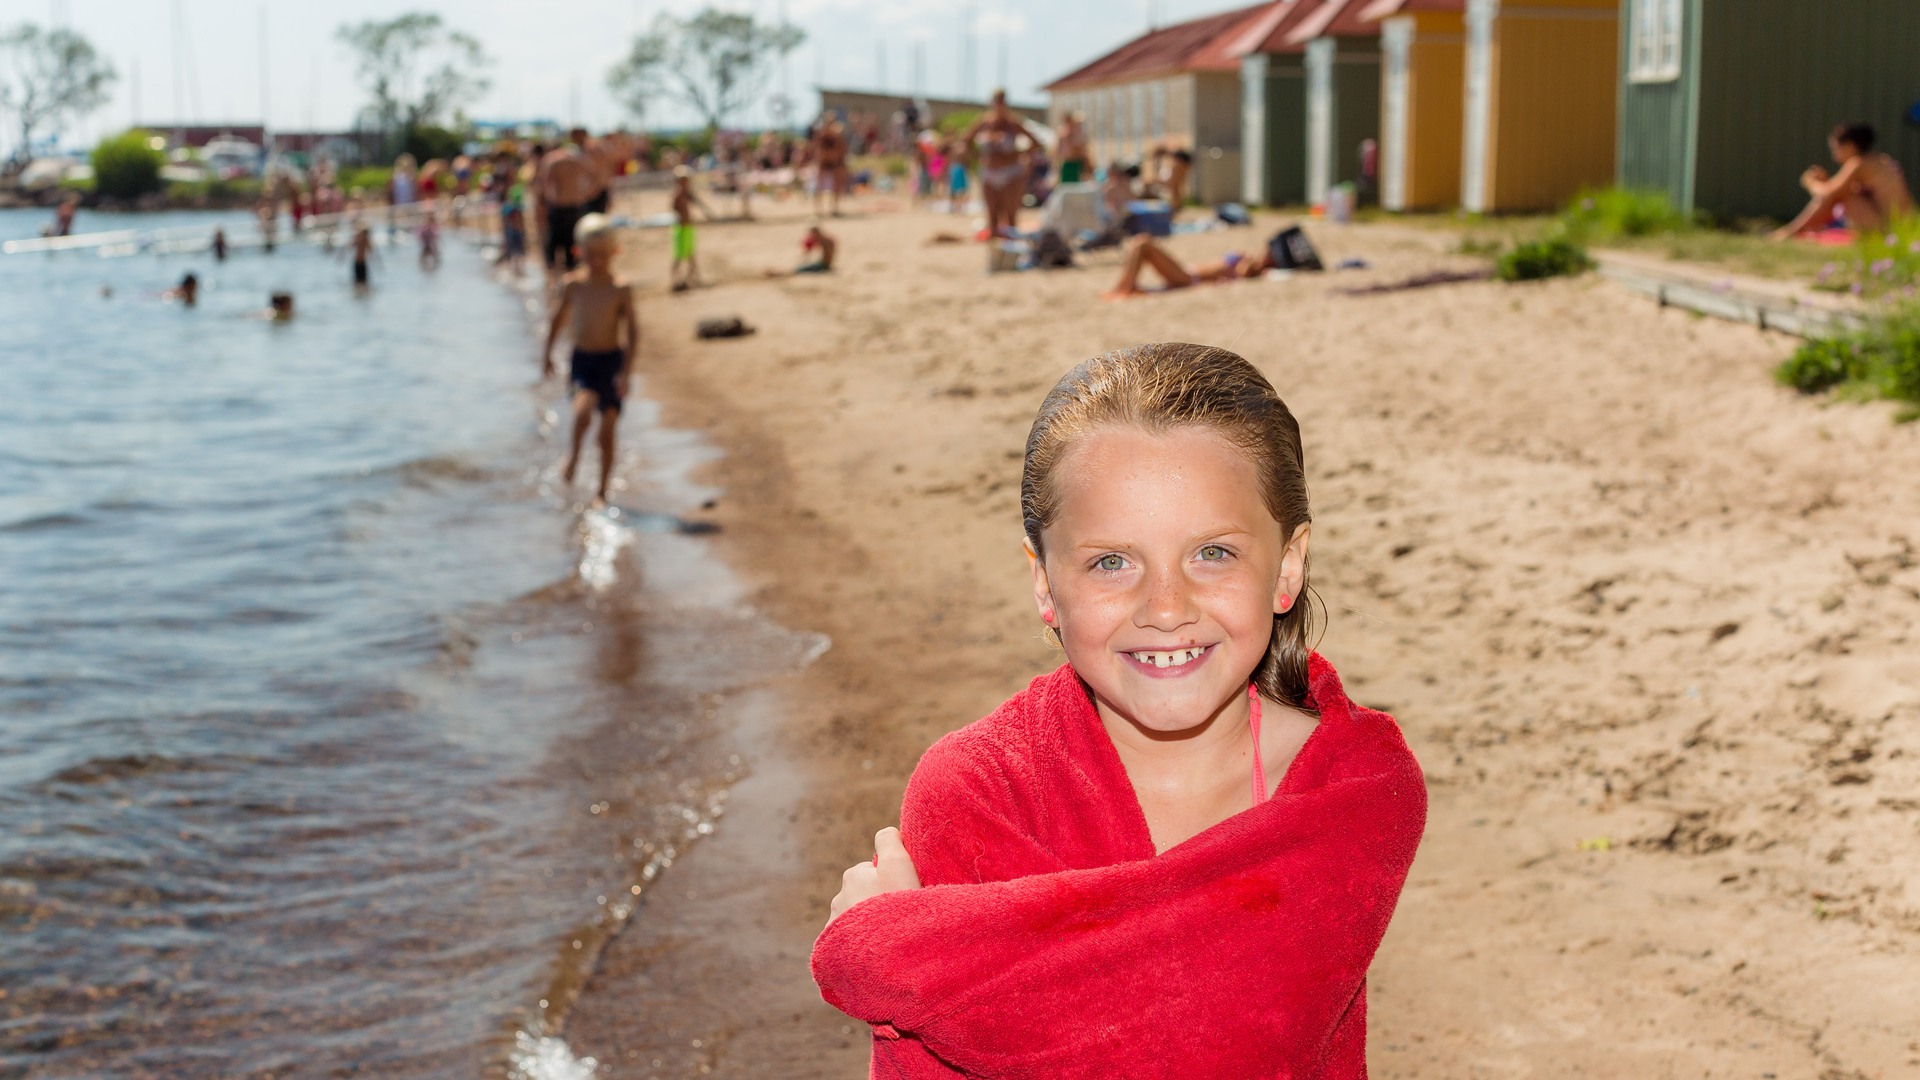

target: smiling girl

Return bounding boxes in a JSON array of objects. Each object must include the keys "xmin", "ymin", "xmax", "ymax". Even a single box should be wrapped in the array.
[{"xmin": 812, "ymin": 343, "xmax": 1426, "ymax": 1078}]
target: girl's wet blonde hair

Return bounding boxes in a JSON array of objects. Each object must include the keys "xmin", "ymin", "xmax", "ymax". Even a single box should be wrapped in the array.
[{"xmin": 1021, "ymin": 342, "xmax": 1317, "ymax": 710}]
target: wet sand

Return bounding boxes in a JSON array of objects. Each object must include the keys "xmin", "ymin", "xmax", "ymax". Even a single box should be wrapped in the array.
[{"xmin": 564, "ymin": 193, "xmax": 1920, "ymax": 1077}]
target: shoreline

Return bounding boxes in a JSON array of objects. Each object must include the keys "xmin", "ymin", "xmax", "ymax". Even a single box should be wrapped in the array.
[{"xmin": 561, "ymin": 193, "xmax": 1920, "ymax": 1078}]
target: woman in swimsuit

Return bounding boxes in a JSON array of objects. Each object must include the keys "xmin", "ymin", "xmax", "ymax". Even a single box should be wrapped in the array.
[
  {"xmin": 961, "ymin": 89, "xmax": 1040, "ymax": 239},
  {"xmin": 1057, "ymin": 111, "xmax": 1092, "ymax": 185},
  {"xmin": 1102, "ymin": 234, "xmax": 1274, "ymax": 300},
  {"xmin": 1773, "ymin": 122, "xmax": 1915, "ymax": 241}
]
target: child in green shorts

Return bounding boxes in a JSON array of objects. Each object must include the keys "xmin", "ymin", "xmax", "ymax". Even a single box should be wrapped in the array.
[{"xmin": 670, "ymin": 165, "xmax": 713, "ymax": 292}]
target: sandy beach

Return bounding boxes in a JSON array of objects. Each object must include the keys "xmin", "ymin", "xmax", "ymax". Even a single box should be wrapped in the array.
[{"xmin": 559, "ymin": 192, "xmax": 1920, "ymax": 1078}]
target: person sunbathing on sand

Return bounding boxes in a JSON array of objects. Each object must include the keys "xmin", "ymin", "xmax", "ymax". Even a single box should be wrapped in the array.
[
  {"xmin": 1103, "ymin": 233, "xmax": 1274, "ymax": 299},
  {"xmin": 1773, "ymin": 122, "xmax": 1915, "ymax": 240},
  {"xmin": 814, "ymin": 344, "xmax": 1424, "ymax": 1077}
]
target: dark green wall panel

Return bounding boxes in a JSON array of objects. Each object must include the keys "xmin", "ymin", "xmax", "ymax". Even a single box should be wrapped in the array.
[
  {"xmin": 1617, "ymin": 0, "xmax": 1700, "ymax": 208},
  {"xmin": 1693, "ymin": 0, "xmax": 1920, "ymax": 221}
]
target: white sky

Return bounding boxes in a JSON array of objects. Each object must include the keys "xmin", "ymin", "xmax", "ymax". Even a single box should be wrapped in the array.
[{"xmin": 10, "ymin": 0, "xmax": 1248, "ymax": 152}]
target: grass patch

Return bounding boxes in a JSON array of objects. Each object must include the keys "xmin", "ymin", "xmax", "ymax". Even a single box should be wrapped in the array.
[
  {"xmin": 334, "ymin": 166, "xmax": 393, "ymax": 198},
  {"xmin": 1561, "ymin": 186, "xmax": 1698, "ymax": 243},
  {"xmin": 1811, "ymin": 215, "xmax": 1920, "ymax": 300},
  {"xmin": 1496, "ymin": 236, "xmax": 1592, "ymax": 282},
  {"xmin": 164, "ymin": 176, "xmax": 264, "ymax": 203},
  {"xmin": 1778, "ymin": 301, "xmax": 1920, "ymax": 415}
]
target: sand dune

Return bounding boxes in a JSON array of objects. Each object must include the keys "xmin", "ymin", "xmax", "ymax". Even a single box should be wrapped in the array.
[{"xmin": 562, "ymin": 195, "xmax": 1920, "ymax": 1078}]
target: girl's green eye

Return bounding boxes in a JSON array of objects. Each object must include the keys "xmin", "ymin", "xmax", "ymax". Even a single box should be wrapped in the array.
[
  {"xmin": 1095, "ymin": 554, "xmax": 1126, "ymax": 572},
  {"xmin": 1199, "ymin": 545, "xmax": 1228, "ymax": 561}
]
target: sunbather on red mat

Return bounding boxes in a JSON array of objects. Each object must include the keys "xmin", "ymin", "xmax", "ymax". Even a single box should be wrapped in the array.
[
  {"xmin": 813, "ymin": 343, "xmax": 1427, "ymax": 1079},
  {"xmin": 1102, "ymin": 233, "xmax": 1275, "ymax": 299},
  {"xmin": 1772, "ymin": 122, "xmax": 1914, "ymax": 241}
]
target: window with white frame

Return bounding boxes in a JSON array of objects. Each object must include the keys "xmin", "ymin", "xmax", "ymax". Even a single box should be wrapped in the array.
[{"xmin": 1629, "ymin": 0, "xmax": 1682, "ymax": 82}]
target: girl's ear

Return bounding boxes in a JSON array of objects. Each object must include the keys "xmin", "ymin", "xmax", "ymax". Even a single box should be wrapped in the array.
[
  {"xmin": 1274, "ymin": 522, "xmax": 1311, "ymax": 614},
  {"xmin": 1025, "ymin": 536, "xmax": 1056, "ymax": 624}
]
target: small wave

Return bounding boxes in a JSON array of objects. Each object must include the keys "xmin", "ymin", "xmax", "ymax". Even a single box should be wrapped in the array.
[
  {"xmin": 40, "ymin": 753, "xmax": 207, "ymax": 786},
  {"xmin": 361, "ymin": 455, "xmax": 500, "ymax": 488},
  {"xmin": 0, "ymin": 511, "xmax": 89, "ymax": 533},
  {"xmin": 507, "ymin": 1031, "xmax": 598, "ymax": 1079},
  {"xmin": 577, "ymin": 510, "xmax": 637, "ymax": 592}
]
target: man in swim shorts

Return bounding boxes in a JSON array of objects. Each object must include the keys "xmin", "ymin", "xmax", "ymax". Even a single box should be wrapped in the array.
[{"xmin": 540, "ymin": 136, "xmax": 598, "ymax": 273}]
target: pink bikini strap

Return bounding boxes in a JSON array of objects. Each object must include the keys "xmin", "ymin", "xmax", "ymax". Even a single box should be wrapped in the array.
[{"xmin": 1248, "ymin": 683, "xmax": 1266, "ymax": 806}]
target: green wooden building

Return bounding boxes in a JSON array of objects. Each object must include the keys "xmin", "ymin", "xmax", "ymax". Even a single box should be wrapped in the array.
[
  {"xmin": 1236, "ymin": 1, "xmax": 1327, "ymax": 207},
  {"xmin": 1617, "ymin": 0, "xmax": 1920, "ymax": 223}
]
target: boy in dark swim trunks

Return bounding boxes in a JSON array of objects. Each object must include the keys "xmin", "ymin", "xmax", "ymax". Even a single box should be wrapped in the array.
[{"xmin": 541, "ymin": 213, "xmax": 639, "ymax": 505}]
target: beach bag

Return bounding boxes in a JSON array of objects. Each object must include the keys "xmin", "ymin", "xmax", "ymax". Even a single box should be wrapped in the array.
[
  {"xmin": 695, "ymin": 316, "xmax": 755, "ymax": 339},
  {"xmin": 1268, "ymin": 226, "xmax": 1324, "ymax": 272}
]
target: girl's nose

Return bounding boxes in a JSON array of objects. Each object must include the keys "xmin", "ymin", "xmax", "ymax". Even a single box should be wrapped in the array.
[{"xmin": 1134, "ymin": 565, "xmax": 1199, "ymax": 632}]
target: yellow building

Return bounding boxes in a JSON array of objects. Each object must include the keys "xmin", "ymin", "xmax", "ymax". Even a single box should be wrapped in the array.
[
  {"xmin": 1460, "ymin": 0, "xmax": 1618, "ymax": 212},
  {"xmin": 1362, "ymin": 0, "xmax": 1466, "ymax": 211}
]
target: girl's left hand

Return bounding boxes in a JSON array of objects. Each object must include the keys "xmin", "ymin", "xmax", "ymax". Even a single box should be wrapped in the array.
[{"xmin": 828, "ymin": 826, "xmax": 921, "ymax": 925}]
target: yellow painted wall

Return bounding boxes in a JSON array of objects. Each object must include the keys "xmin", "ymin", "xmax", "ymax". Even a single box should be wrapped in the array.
[
  {"xmin": 1485, "ymin": 0, "xmax": 1617, "ymax": 211},
  {"xmin": 1403, "ymin": 9, "xmax": 1466, "ymax": 209}
]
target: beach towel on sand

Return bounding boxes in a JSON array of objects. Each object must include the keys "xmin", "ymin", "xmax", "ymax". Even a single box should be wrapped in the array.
[{"xmin": 811, "ymin": 655, "xmax": 1426, "ymax": 1079}]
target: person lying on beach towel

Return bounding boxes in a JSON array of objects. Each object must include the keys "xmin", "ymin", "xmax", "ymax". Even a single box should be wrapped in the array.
[
  {"xmin": 1773, "ymin": 122, "xmax": 1915, "ymax": 241},
  {"xmin": 813, "ymin": 343, "xmax": 1427, "ymax": 1078},
  {"xmin": 1102, "ymin": 234, "xmax": 1276, "ymax": 299}
]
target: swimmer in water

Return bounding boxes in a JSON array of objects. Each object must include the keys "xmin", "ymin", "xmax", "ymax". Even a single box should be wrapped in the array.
[
  {"xmin": 347, "ymin": 224, "xmax": 376, "ymax": 292},
  {"xmin": 165, "ymin": 272, "xmax": 199, "ymax": 307}
]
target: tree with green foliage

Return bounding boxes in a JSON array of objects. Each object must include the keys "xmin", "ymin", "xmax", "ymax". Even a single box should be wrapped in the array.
[
  {"xmin": 335, "ymin": 13, "xmax": 489, "ymax": 158},
  {"xmin": 607, "ymin": 8, "xmax": 804, "ymax": 130},
  {"xmin": 0, "ymin": 23, "xmax": 116, "ymax": 168},
  {"xmin": 91, "ymin": 130, "xmax": 164, "ymax": 198}
]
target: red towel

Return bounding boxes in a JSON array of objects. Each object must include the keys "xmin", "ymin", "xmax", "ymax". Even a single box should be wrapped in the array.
[{"xmin": 811, "ymin": 655, "xmax": 1426, "ymax": 1078}]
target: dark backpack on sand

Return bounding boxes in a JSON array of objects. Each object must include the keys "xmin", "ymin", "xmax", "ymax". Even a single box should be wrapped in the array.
[
  {"xmin": 695, "ymin": 316, "xmax": 755, "ymax": 339},
  {"xmin": 1268, "ymin": 226, "xmax": 1324, "ymax": 272}
]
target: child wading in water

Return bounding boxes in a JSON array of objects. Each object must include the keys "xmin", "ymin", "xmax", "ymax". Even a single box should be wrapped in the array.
[
  {"xmin": 812, "ymin": 343, "xmax": 1427, "ymax": 1076},
  {"xmin": 542, "ymin": 214, "xmax": 639, "ymax": 505}
]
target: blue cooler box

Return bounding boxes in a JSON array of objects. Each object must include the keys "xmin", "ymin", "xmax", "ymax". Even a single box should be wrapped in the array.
[{"xmin": 1125, "ymin": 200, "xmax": 1174, "ymax": 237}]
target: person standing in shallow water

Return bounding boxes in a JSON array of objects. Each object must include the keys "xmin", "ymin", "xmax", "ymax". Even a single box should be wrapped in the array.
[{"xmin": 542, "ymin": 214, "xmax": 639, "ymax": 506}]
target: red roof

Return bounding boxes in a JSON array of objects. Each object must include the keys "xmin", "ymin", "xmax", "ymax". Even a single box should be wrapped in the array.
[
  {"xmin": 1223, "ymin": 0, "xmax": 1330, "ymax": 56},
  {"xmin": 1285, "ymin": 0, "xmax": 1385, "ymax": 42},
  {"xmin": 1356, "ymin": 0, "xmax": 1463, "ymax": 21},
  {"xmin": 1045, "ymin": 3, "xmax": 1275, "ymax": 90}
]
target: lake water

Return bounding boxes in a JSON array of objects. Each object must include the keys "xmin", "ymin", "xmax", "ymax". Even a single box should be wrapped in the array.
[{"xmin": 0, "ymin": 208, "xmax": 822, "ymax": 1076}]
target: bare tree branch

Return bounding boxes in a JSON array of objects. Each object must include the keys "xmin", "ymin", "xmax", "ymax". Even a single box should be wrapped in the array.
[
  {"xmin": 335, "ymin": 12, "xmax": 490, "ymax": 154},
  {"xmin": 606, "ymin": 8, "xmax": 804, "ymax": 131},
  {"xmin": 0, "ymin": 23, "xmax": 116, "ymax": 165}
]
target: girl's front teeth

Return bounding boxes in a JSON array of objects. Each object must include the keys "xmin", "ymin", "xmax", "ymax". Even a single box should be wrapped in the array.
[{"xmin": 1131, "ymin": 646, "xmax": 1206, "ymax": 668}]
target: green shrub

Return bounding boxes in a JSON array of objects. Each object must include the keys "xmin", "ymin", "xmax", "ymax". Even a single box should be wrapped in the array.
[
  {"xmin": 1779, "ymin": 302, "xmax": 1920, "ymax": 409},
  {"xmin": 1776, "ymin": 337, "xmax": 1865, "ymax": 393},
  {"xmin": 1560, "ymin": 186, "xmax": 1695, "ymax": 244},
  {"xmin": 402, "ymin": 124, "xmax": 467, "ymax": 164},
  {"xmin": 92, "ymin": 130, "xmax": 165, "ymax": 199},
  {"xmin": 1496, "ymin": 236, "xmax": 1592, "ymax": 281},
  {"xmin": 334, "ymin": 166, "xmax": 393, "ymax": 196}
]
